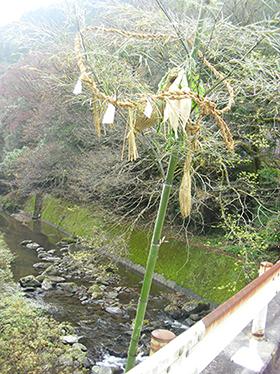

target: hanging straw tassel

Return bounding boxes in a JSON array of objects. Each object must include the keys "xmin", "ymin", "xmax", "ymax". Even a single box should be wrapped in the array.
[
  {"xmin": 92, "ymin": 100, "xmax": 102, "ymax": 137},
  {"xmin": 179, "ymin": 149, "xmax": 192, "ymax": 218},
  {"xmin": 127, "ymin": 109, "xmax": 139, "ymax": 161},
  {"xmin": 163, "ymin": 69, "xmax": 192, "ymax": 137}
]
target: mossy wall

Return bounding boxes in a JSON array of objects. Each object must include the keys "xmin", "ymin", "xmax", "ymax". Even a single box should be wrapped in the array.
[{"xmin": 25, "ymin": 195, "xmax": 247, "ymax": 303}]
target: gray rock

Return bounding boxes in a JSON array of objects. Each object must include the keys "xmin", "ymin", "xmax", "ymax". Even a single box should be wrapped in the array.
[
  {"xmin": 26, "ymin": 242, "xmax": 41, "ymax": 250},
  {"xmin": 19, "ymin": 275, "xmax": 41, "ymax": 288},
  {"xmin": 57, "ymin": 282, "xmax": 78, "ymax": 294},
  {"xmin": 106, "ymin": 291, "xmax": 118, "ymax": 300},
  {"xmin": 20, "ymin": 240, "xmax": 33, "ymax": 246},
  {"xmin": 38, "ymin": 252, "xmax": 48, "ymax": 259},
  {"xmin": 41, "ymin": 278, "xmax": 54, "ymax": 291},
  {"xmin": 33, "ymin": 262, "xmax": 52, "ymax": 270},
  {"xmin": 47, "ymin": 249, "xmax": 56, "ymax": 254},
  {"xmin": 182, "ymin": 301, "xmax": 210, "ymax": 316},
  {"xmin": 91, "ymin": 366, "xmax": 113, "ymax": 374},
  {"xmin": 41, "ymin": 276, "xmax": 66, "ymax": 290},
  {"xmin": 41, "ymin": 265, "xmax": 58, "ymax": 276},
  {"xmin": 36, "ymin": 247, "xmax": 45, "ymax": 253},
  {"xmin": 73, "ymin": 343, "xmax": 87, "ymax": 352},
  {"xmin": 41, "ymin": 256, "xmax": 60, "ymax": 262},
  {"xmin": 105, "ymin": 306, "xmax": 122, "ymax": 316},
  {"xmin": 83, "ymin": 357, "xmax": 94, "ymax": 368},
  {"xmin": 185, "ymin": 317, "xmax": 195, "ymax": 327},
  {"xmin": 60, "ymin": 246, "xmax": 70, "ymax": 252},
  {"xmin": 189, "ymin": 313, "xmax": 201, "ymax": 322},
  {"xmin": 61, "ymin": 335, "xmax": 80, "ymax": 344}
]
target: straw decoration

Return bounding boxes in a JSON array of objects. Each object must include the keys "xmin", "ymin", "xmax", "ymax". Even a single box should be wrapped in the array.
[
  {"xmin": 127, "ymin": 108, "xmax": 139, "ymax": 161},
  {"xmin": 179, "ymin": 149, "xmax": 192, "ymax": 218},
  {"xmin": 74, "ymin": 26, "xmax": 236, "ymax": 218}
]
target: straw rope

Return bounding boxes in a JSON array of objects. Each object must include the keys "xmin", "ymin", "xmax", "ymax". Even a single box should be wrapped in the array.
[
  {"xmin": 74, "ymin": 26, "xmax": 236, "ymax": 218},
  {"xmin": 75, "ymin": 27, "xmax": 234, "ymax": 113}
]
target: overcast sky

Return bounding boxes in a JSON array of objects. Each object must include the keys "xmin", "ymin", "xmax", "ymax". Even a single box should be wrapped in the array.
[{"xmin": 0, "ymin": 0, "xmax": 59, "ymax": 26}]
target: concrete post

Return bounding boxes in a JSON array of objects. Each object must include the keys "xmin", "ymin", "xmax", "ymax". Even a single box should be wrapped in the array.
[{"xmin": 251, "ymin": 261, "xmax": 273, "ymax": 339}]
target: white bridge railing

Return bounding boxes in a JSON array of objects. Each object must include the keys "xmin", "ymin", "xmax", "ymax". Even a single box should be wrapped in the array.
[{"xmin": 128, "ymin": 261, "xmax": 280, "ymax": 374}]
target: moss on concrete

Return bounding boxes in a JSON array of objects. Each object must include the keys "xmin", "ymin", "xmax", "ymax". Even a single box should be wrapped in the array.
[{"xmin": 25, "ymin": 195, "xmax": 247, "ymax": 303}]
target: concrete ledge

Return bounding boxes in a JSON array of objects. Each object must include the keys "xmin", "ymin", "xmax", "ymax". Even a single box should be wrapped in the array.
[{"xmin": 202, "ymin": 293, "xmax": 280, "ymax": 373}]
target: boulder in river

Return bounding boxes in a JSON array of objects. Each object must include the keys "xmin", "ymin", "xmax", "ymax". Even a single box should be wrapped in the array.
[
  {"xmin": 41, "ymin": 276, "xmax": 66, "ymax": 290},
  {"xmin": 91, "ymin": 366, "xmax": 113, "ymax": 374},
  {"xmin": 36, "ymin": 247, "xmax": 45, "ymax": 253},
  {"xmin": 41, "ymin": 256, "xmax": 61, "ymax": 262},
  {"xmin": 26, "ymin": 242, "xmax": 41, "ymax": 250},
  {"xmin": 61, "ymin": 335, "xmax": 81, "ymax": 345},
  {"xmin": 57, "ymin": 282, "xmax": 79, "ymax": 294},
  {"xmin": 41, "ymin": 265, "xmax": 59, "ymax": 276},
  {"xmin": 20, "ymin": 240, "xmax": 33, "ymax": 246},
  {"xmin": 105, "ymin": 306, "xmax": 122, "ymax": 316},
  {"xmin": 33, "ymin": 262, "xmax": 52, "ymax": 271},
  {"xmin": 19, "ymin": 275, "xmax": 41, "ymax": 288},
  {"xmin": 182, "ymin": 301, "xmax": 210, "ymax": 316}
]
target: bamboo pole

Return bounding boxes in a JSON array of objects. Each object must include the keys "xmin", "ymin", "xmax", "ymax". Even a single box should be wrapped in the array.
[{"xmin": 125, "ymin": 151, "xmax": 178, "ymax": 372}]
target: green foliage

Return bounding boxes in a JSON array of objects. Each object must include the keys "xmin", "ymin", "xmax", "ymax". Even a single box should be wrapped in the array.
[
  {"xmin": 0, "ymin": 294, "xmax": 86, "ymax": 374},
  {"xmin": 0, "ymin": 237, "xmax": 14, "ymax": 287},
  {"xmin": 0, "ymin": 194, "xmax": 20, "ymax": 213},
  {"xmin": 258, "ymin": 167, "xmax": 280, "ymax": 188},
  {"xmin": 0, "ymin": 147, "xmax": 28, "ymax": 177},
  {"xmin": 0, "ymin": 236, "xmax": 86, "ymax": 374}
]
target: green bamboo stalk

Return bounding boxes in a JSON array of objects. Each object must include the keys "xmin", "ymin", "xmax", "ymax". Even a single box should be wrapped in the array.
[{"xmin": 125, "ymin": 151, "xmax": 177, "ymax": 372}]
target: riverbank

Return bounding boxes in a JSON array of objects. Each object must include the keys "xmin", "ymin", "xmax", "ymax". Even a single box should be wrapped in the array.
[
  {"xmin": 24, "ymin": 195, "xmax": 250, "ymax": 303},
  {"xmin": 0, "ymin": 235, "xmax": 88, "ymax": 373},
  {"xmin": 0, "ymin": 211, "xmax": 214, "ymax": 374}
]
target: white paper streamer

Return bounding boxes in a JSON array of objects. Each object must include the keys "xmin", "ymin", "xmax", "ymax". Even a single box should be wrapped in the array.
[
  {"xmin": 163, "ymin": 69, "xmax": 192, "ymax": 137},
  {"xmin": 102, "ymin": 102, "xmax": 116, "ymax": 124},
  {"xmin": 73, "ymin": 78, "xmax": 82, "ymax": 95},
  {"xmin": 144, "ymin": 97, "xmax": 153, "ymax": 118}
]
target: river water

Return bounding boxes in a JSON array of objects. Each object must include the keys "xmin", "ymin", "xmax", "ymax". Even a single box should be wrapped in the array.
[{"xmin": 0, "ymin": 212, "xmax": 195, "ymax": 369}]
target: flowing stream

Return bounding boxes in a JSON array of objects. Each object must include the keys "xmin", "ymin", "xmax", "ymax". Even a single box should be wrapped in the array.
[{"xmin": 0, "ymin": 212, "xmax": 197, "ymax": 370}]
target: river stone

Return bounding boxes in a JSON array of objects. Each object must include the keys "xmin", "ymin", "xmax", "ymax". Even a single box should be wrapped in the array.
[
  {"xmin": 36, "ymin": 247, "xmax": 45, "ymax": 252},
  {"xmin": 57, "ymin": 282, "xmax": 78, "ymax": 294},
  {"xmin": 106, "ymin": 291, "xmax": 118, "ymax": 300},
  {"xmin": 61, "ymin": 335, "xmax": 80, "ymax": 344},
  {"xmin": 38, "ymin": 252, "xmax": 48, "ymax": 259},
  {"xmin": 182, "ymin": 301, "xmax": 210, "ymax": 316},
  {"xmin": 41, "ymin": 265, "xmax": 59, "ymax": 276},
  {"xmin": 19, "ymin": 275, "xmax": 41, "ymax": 288},
  {"xmin": 189, "ymin": 313, "xmax": 202, "ymax": 322},
  {"xmin": 164, "ymin": 304, "xmax": 188, "ymax": 320},
  {"xmin": 41, "ymin": 256, "xmax": 61, "ymax": 262},
  {"xmin": 42, "ymin": 276, "xmax": 66, "ymax": 290},
  {"xmin": 73, "ymin": 343, "xmax": 87, "ymax": 352},
  {"xmin": 91, "ymin": 366, "xmax": 113, "ymax": 374},
  {"xmin": 105, "ymin": 306, "xmax": 122, "ymax": 316},
  {"xmin": 41, "ymin": 278, "xmax": 54, "ymax": 290},
  {"xmin": 33, "ymin": 262, "xmax": 52, "ymax": 270},
  {"xmin": 83, "ymin": 357, "xmax": 94, "ymax": 368},
  {"xmin": 26, "ymin": 242, "xmax": 41, "ymax": 250},
  {"xmin": 20, "ymin": 240, "xmax": 33, "ymax": 246}
]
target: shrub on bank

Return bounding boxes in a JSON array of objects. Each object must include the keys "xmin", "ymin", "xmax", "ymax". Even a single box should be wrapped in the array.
[{"xmin": 0, "ymin": 237, "xmax": 87, "ymax": 374}]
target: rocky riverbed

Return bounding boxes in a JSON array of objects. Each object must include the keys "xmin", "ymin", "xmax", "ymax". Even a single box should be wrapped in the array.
[{"xmin": 18, "ymin": 236, "xmax": 212, "ymax": 373}]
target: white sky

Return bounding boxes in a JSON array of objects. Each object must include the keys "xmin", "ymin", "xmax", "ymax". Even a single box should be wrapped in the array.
[{"xmin": 0, "ymin": 0, "xmax": 58, "ymax": 26}]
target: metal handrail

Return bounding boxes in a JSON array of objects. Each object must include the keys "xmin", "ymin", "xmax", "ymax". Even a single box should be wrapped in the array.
[{"xmin": 128, "ymin": 261, "xmax": 280, "ymax": 374}]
